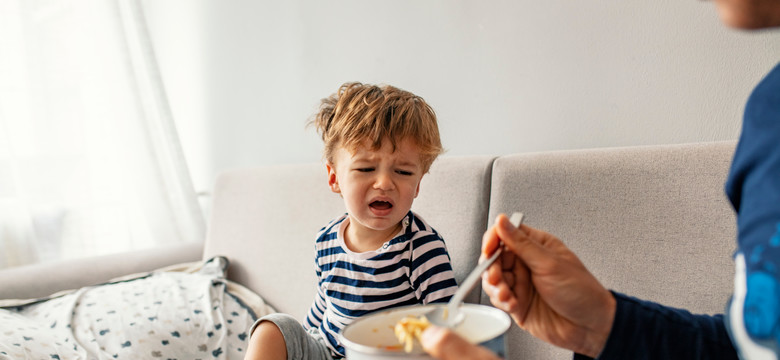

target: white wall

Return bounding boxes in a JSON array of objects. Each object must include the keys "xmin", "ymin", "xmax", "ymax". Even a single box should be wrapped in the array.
[{"xmin": 143, "ymin": 0, "xmax": 780, "ymax": 198}]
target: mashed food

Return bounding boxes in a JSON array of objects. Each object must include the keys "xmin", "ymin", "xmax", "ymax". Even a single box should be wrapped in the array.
[{"xmin": 393, "ymin": 315, "xmax": 431, "ymax": 353}]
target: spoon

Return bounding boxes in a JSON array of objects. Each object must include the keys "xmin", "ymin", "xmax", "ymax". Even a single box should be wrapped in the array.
[{"xmin": 426, "ymin": 212, "xmax": 525, "ymax": 328}]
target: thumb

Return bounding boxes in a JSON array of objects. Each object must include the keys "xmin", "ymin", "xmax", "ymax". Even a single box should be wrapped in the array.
[{"xmin": 421, "ymin": 326, "xmax": 502, "ymax": 360}]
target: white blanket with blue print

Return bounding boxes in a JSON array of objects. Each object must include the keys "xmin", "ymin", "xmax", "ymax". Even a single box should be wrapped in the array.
[{"xmin": 0, "ymin": 257, "xmax": 273, "ymax": 360}]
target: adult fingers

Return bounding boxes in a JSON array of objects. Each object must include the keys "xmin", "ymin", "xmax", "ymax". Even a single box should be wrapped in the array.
[
  {"xmin": 494, "ymin": 215, "xmax": 554, "ymax": 271},
  {"xmin": 421, "ymin": 326, "xmax": 502, "ymax": 360},
  {"xmin": 482, "ymin": 269, "xmax": 523, "ymax": 318},
  {"xmin": 481, "ymin": 221, "xmax": 502, "ymax": 257}
]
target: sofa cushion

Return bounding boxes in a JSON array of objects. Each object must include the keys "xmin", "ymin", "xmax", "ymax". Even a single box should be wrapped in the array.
[
  {"xmin": 411, "ymin": 156, "xmax": 496, "ymax": 303},
  {"xmin": 204, "ymin": 163, "xmax": 344, "ymax": 321},
  {"xmin": 487, "ymin": 141, "xmax": 737, "ymax": 359}
]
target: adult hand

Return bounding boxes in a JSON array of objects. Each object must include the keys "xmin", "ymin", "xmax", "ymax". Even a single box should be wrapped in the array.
[
  {"xmin": 420, "ymin": 325, "xmax": 501, "ymax": 360},
  {"xmin": 482, "ymin": 214, "xmax": 617, "ymax": 358}
]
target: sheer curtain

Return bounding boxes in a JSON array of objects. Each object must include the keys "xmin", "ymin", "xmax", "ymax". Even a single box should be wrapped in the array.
[{"xmin": 0, "ymin": 0, "xmax": 205, "ymax": 269}]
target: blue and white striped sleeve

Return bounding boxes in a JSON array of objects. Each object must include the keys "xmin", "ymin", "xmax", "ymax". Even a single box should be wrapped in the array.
[
  {"xmin": 409, "ymin": 233, "xmax": 459, "ymax": 304},
  {"xmin": 304, "ymin": 240, "xmax": 327, "ymax": 330},
  {"xmin": 304, "ymin": 283, "xmax": 327, "ymax": 330}
]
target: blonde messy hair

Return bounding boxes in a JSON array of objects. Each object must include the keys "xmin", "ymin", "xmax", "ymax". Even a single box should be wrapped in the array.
[{"xmin": 309, "ymin": 82, "xmax": 443, "ymax": 173}]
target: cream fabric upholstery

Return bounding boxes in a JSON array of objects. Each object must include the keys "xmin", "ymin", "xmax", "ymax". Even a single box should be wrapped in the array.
[
  {"xmin": 0, "ymin": 242, "xmax": 202, "ymax": 300},
  {"xmin": 488, "ymin": 141, "xmax": 737, "ymax": 359}
]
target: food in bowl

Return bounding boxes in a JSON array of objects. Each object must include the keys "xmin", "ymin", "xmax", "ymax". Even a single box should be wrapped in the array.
[
  {"xmin": 340, "ymin": 304, "xmax": 510, "ymax": 360},
  {"xmin": 394, "ymin": 315, "xmax": 431, "ymax": 352}
]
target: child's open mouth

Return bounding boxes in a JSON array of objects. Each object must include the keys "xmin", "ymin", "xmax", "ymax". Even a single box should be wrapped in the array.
[{"xmin": 369, "ymin": 200, "xmax": 393, "ymax": 210}]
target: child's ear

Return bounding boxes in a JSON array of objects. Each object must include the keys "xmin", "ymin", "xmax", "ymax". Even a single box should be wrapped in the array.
[
  {"xmin": 414, "ymin": 176, "xmax": 422, "ymax": 198},
  {"xmin": 326, "ymin": 162, "xmax": 341, "ymax": 194}
]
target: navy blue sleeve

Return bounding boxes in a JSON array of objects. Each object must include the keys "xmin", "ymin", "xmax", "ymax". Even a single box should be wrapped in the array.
[
  {"xmin": 726, "ymin": 62, "xmax": 780, "ymax": 273},
  {"xmin": 573, "ymin": 292, "xmax": 737, "ymax": 360},
  {"xmin": 723, "ymin": 62, "xmax": 780, "ymax": 340}
]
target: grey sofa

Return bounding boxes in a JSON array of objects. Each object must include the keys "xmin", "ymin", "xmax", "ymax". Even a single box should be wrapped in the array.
[{"xmin": 0, "ymin": 141, "xmax": 737, "ymax": 359}]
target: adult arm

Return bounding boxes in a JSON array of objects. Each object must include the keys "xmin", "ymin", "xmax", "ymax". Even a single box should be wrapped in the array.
[{"xmin": 574, "ymin": 292, "xmax": 737, "ymax": 360}]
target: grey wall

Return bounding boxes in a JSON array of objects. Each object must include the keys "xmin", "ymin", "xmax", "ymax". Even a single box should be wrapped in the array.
[{"xmin": 142, "ymin": 0, "xmax": 780, "ymax": 200}]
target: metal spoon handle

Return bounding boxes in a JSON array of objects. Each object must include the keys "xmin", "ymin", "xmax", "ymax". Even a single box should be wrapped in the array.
[
  {"xmin": 447, "ymin": 212, "xmax": 525, "ymax": 311},
  {"xmin": 448, "ymin": 246, "xmax": 503, "ymax": 307}
]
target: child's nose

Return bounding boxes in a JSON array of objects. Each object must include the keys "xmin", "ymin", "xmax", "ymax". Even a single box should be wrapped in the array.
[{"xmin": 373, "ymin": 171, "xmax": 394, "ymax": 190}]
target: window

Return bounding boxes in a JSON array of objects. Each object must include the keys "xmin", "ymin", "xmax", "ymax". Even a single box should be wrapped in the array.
[{"xmin": 0, "ymin": 0, "xmax": 204, "ymax": 269}]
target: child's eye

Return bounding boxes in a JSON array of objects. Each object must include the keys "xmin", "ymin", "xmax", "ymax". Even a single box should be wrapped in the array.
[
  {"xmin": 396, "ymin": 170, "xmax": 414, "ymax": 176},
  {"xmin": 357, "ymin": 168, "xmax": 375, "ymax": 172}
]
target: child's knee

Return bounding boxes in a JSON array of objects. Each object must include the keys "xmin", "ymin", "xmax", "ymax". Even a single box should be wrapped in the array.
[
  {"xmin": 246, "ymin": 320, "xmax": 288, "ymax": 360},
  {"xmin": 251, "ymin": 320, "xmax": 284, "ymax": 341}
]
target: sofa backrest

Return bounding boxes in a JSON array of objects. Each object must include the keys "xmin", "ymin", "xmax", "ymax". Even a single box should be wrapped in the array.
[
  {"xmin": 204, "ymin": 141, "xmax": 738, "ymax": 359},
  {"xmin": 203, "ymin": 164, "xmax": 341, "ymax": 321},
  {"xmin": 487, "ymin": 141, "xmax": 737, "ymax": 359},
  {"xmin": 203, "ymin": 156, "xmax": 496, "ymax": 321}
]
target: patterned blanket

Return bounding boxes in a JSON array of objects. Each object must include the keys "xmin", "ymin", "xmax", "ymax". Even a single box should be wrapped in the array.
[{"xmin": 0, "ymin": 257, "xmax": 273, "ymax": 360}]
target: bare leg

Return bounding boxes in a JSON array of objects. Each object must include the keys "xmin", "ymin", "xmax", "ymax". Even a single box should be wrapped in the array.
[{"xmin": 245, "ymin": 320, "xmax": 288, "ymax": 360}]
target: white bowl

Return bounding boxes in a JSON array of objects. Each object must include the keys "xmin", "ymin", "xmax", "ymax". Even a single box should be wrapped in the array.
[{"xmin": 340, "ymin": 303, "xmax": 511, "ymax": 360}]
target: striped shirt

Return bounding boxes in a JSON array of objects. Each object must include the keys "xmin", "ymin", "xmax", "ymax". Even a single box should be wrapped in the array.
[{"xmin": 303, "ymin": 211, "xmax": 459, "ymax": 357}]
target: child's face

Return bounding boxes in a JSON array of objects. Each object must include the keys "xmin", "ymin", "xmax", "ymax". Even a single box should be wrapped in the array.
[{"xmin": 327, "ymin": 137, "xmax": 424, "ymax": 239}]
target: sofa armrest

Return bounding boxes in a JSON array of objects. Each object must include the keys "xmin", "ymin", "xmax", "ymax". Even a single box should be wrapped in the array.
[{"xmin": 0, "ymin": 241, "xmax": 203, "ymax": 300}]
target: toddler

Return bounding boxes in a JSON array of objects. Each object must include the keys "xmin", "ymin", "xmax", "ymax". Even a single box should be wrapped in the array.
[{"xmin": 244, "ymin": 82, "xmax": 458, "ymax": 360}]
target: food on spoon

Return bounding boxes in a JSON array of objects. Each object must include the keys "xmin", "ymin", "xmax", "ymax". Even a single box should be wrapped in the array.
[{"xmin": 394, "ymin": 315, "xmax": 431, "ymax": 353}]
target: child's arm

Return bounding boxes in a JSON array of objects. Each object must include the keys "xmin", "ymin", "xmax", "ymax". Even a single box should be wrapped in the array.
[
  {"xmin": 409, "ymin": 234, "xmax": 459, "ymax": 304},
  {"xmin": 304, "ymin": 280, "xmax": 327, "ymax": 329},
  {"xmin": 304, "ymin": 236, "xmax": 328, "ymax": 330}
]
